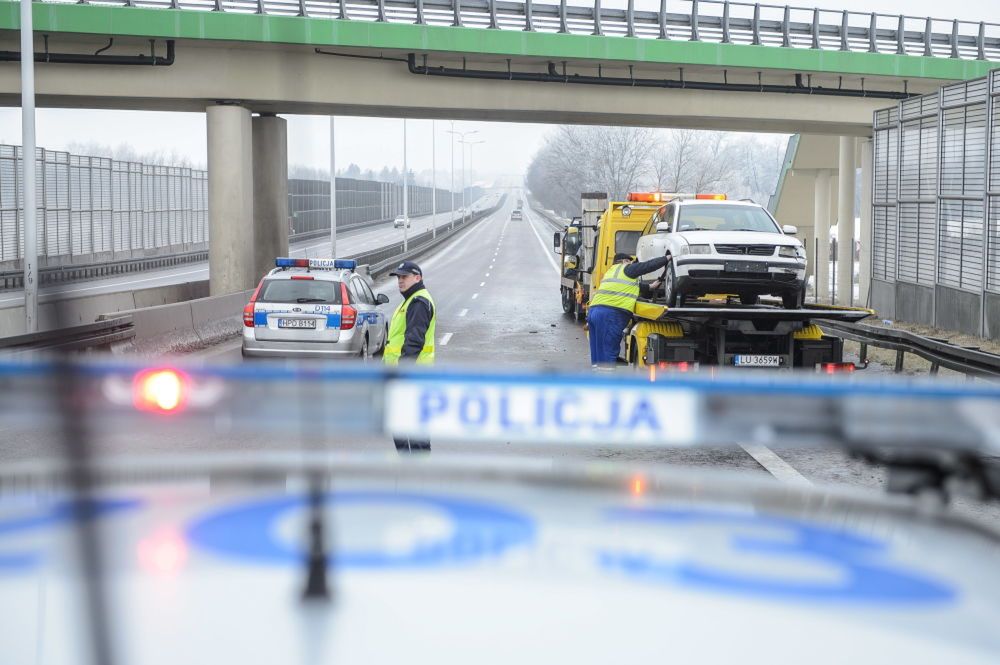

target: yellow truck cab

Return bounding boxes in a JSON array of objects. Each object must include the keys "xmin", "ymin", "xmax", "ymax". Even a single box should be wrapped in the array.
[{"xmin": 554, "ymin": 192, "xmax": 667, "ymax": 322}]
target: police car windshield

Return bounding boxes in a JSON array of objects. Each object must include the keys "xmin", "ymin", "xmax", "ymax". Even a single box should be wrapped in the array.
[
  {"xmin": 677, "ymin": 205, "xmax": 779, "ymax": 233},
  {"xmin": 258, "ymin": 279, "xmax": 341, "ymax": 304}
]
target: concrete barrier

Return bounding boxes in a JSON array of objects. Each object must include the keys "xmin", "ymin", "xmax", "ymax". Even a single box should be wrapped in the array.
[
  {"xmin": 104, "ymin": 287, "xmax": 253, "ymax": 354},
  {"xmin": 0, "ymin": 281, "xmax": 209, "ymax": 338}
]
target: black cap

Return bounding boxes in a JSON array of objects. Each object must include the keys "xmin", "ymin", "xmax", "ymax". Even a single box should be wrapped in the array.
[
  {"xmin": 613, "ymin": 253, "xmax": 633, "ymax": 263},
  {"xmin": 389, "ymin": 260, "xmax": 423, "ymax": 277}
]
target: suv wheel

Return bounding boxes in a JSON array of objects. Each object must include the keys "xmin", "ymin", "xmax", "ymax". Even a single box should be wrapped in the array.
[
  {"xmin": 663, "ymin": 261, "xmax": 680, "ymax": 307},
  {"xmin": 782, "ymin": 286, "xmax": 806, "ymax": 310}
]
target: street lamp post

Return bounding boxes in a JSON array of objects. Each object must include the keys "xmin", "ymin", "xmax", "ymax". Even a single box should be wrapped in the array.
[
  {"xmin": 402, "ymin": 119, "xmax": 408, "ymax": 252},
  {"xmin": 20, "ymin": 0, "xmax": 37, "ymax": 333},
  {"xmin": 465, "ymin": 139, "xmax": 485, "ymax": 219},
  {"xmin": 447, "ymin": 128, "xmax": 479, "ymax": 226},
  {"xmin": 329, "ymin": 116, "xmax": 337, "ymax": 257},
  {"xmin": 449, "ymin": 121, "xmax": 455, "ymax": 231},
  {"xmin": 431, "ymin": 120, "xmax": 436, "ymax": 239}
]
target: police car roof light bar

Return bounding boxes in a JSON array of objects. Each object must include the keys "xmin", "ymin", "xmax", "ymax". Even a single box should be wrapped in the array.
[{"xmin": 274, "ymin": 258, "xmax": 355, "ymax": 271}]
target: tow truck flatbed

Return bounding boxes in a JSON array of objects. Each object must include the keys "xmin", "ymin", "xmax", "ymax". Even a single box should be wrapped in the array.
[
  {"xmin": 655, "ymin": 304, "xmax": 873, "ymax": 325},
  {"xmin": 628, "ymin": 300, "xmax": 874, "ymax": 370}
]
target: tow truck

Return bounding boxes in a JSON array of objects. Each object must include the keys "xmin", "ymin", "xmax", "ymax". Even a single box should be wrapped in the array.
[
  {"xmin": 553, "ymin": 192, "xmax": 665, "ymax": 321},
  {"xmin": 553, "ymin": 192, "xmax": 873, "ymax": 371}
]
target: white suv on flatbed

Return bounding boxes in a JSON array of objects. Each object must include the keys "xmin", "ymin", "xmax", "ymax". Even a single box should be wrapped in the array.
[{"xmin": 634, "ymin": 197, "xmax": 807, "ymax": 308}]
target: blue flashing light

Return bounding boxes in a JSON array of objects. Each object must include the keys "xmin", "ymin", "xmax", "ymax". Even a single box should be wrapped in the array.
[
  {"xmin": 334, "ymin": 259, "xmax": 357, "ymax": 270},
  {"xmin": 275, "ymin": 257, "xmax": 308, "ymax": 268}
]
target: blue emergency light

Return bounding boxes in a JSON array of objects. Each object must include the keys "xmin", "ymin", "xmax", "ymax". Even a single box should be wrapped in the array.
[{"xmin": 273, "ymin": 257, "xmax": 355, "ymax": 270}]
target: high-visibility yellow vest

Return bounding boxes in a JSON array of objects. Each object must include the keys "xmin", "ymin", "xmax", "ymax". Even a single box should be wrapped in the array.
[
  {"xmin": 589, "ymin": 263, "xmax": 640, "ymax": 313},
  {"xmin": 383, "ymin": 288, "xmax": 436, "ymax": 365}
]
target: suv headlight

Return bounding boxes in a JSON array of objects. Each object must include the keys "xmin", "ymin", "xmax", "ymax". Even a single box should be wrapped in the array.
[
  {"xmin": 779, "ymin": 245, "xmax": 805, "ymax": 259},
  {"xmin": 687, "ymin": 244, "xmax": 711, "ymax": 255}
]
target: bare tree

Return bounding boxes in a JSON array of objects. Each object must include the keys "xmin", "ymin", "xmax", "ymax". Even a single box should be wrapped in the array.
[{"xmin": 526, "ymin": 125, "xmax": 788, "ymax": 214}]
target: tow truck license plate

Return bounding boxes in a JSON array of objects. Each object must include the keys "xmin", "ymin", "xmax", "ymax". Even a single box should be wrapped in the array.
[
  {"xmin": 734, "ymin": 355, "xmax": 781, "ymax": 367},
  {"xmin": 278, "ymin": 318, "xmax": 316, "ymax": 329},
  {"xmin": 724, "ymin": 261, "xmax": 768, "ymax": 273}
]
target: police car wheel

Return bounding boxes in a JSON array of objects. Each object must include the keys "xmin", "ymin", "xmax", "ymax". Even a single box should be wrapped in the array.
[{"xmin": 360, "ymin": 337, "xmax": 370, "ymax": 362}]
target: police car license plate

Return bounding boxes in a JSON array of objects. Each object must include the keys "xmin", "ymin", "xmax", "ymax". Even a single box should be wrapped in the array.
[
  {"xmin": 278, "ymin": 318, "xmax": 316, "ymax": 329},
  {"xmin": 734, "ymin": 355, "xmax": 781, "ymax": 367}
]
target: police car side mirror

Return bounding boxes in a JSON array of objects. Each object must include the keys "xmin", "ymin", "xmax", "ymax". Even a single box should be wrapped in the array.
[
  {"xmin": 377, "ymin": 293, "xmax": 390, "ymax": 305},
  {"xmin": 655, "ymin": 222, "xmax": 670, "ymax": 233}
]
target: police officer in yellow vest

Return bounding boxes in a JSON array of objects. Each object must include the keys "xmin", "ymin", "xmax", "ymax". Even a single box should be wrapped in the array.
[
  {"xmin": 384, "ymin": 260, "xmax": 436, "ymax": 452},
  {"xmin": 588, "ymin": 253, "xmax": 670, "ymax": 368}
]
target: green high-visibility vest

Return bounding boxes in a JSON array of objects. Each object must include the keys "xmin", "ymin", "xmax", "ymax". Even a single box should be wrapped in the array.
[
  {"xmin": 589, "ymin": 263, "xmax": 640, "ymax": 312},
  {"xmin": 383, "ymin": 288, "xmax": 436, "ymax": 365}
]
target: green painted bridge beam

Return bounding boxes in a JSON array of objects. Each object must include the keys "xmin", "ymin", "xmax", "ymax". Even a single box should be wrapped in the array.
[{"xmin": 0, "ymin": 3, "xmax": 997, "ymax": 81}]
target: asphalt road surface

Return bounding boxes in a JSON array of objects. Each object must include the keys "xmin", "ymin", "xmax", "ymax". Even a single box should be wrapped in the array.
[{"xmin": 3, "ymin": 191, "xmax": 997, "ymax": 528}]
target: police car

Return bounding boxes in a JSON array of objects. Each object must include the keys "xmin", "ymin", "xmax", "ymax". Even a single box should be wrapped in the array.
[
  {"xmin": 635, "ymin": 196, "xmax": 807, "ymax": 308},
  {"xmin": 241, "ymin": 258, "xmax": 390, "ymax": 359}
]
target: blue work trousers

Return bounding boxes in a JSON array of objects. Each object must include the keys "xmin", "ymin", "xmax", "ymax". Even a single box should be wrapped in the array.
[{"xmin": 587, "ymin": 305, "xmax": 632, "ymax": 366}]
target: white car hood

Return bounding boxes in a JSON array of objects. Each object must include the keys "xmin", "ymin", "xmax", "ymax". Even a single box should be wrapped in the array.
[{"xmin": 676, "ymin": 230, "xmax": 799, "ymax": 247}]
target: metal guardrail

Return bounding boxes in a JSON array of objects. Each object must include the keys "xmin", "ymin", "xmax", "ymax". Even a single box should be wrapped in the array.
[
  {"xmin": 57, "ymin": 0, "xmax": 1000, "ymax": 62},
  {"xmin": 821, "ymin": 319, "xmax": 1000, "ymax": 378},
  {"xmin": 0, "ymin": 316, "xmax": 135, "ymax": 353}
]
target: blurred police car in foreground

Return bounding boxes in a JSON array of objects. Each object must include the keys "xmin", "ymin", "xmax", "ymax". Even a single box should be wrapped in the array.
[
  {"xmin": 1, "ymin": 363, "xmax": 999, "ymax": 664},
  {"xmin": 241, "ymin": 258, "xmax": 390, "ymax": 359}
]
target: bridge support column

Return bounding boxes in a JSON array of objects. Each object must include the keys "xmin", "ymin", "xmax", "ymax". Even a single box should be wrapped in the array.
[
  {"xmin": 858, "ymin": 138, "xmax": 873, "ymax": 307},
  {"xmin": 207, "ymin": 104, "xmax": 255, "ymax": 295},
  {"xmin": 813, "ymin": 169, "xmax": 831, "ymax": 302},
  {"xmin": 837, "ymin": 136, "xmax": 857, "ymax": 306},
  {"xmin": 252, "ymin": 113, "xmax": 289, "ymax": 280}
]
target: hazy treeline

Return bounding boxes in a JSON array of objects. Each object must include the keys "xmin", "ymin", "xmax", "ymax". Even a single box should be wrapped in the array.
[
  {"xmin": 64, "ymin": 141, "xmax": 205, "ymax": 169},
  {"xmin": 526, "ymin": 126, "xmax": 788, "ymax": 217},
  {"xmin": 290, "ymin": 163, "xmax": 466, "ymax": 190}
]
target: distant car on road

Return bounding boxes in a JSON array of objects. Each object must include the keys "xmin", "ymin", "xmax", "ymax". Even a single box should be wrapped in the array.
[
  {"xmin": 635, "ymin": 196, "xmax": 807, "ymax": 309},
  {"xmin": 510, "ymin": 210, "xmax": 523, "ymax": 221},
  {"xmin": 393, "ymin": 215, "xmax": 410, "ymax": 229},
  {"xmin": 242, "ymin": 258, "xmax": 389, "ymax": 360}
]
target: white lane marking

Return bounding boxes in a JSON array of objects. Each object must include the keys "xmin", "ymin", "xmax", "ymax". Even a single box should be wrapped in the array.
[
  {"xmin": 523, "ymin": 209, "xmax": 560, "ymax": 274},
  {"xmin": 440, "ymin": 332, "xmax": 454, "ymax": 346},
  {"xmin": 458, "ymin": 308, "xmax": 468, "ymax": 317},
  {"xmin": 739, "ymin": 443, "xmax": 812, "ymax": 486},
  {"xmin": 485, "ymin": 273, "xmax": 490, "ymax": 277},
  {"xmin": 479, "ymin": 281, "xmax": 485, "ymax": 287},
  {"xmin": 472, "ymin": 293, "xmax": 479, "ymax": 300}
]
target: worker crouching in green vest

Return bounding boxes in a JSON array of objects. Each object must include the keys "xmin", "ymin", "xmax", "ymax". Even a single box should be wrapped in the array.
[{"xmin": 384, "ymin": 260, "xmax": 436, "ymax": 453}]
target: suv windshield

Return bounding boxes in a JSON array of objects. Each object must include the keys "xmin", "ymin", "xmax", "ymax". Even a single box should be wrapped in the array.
[
  {"xmin": 258, "ymin": 278, "xmax": 341, "ymax": 304},
  {"xmin": 677, "ymin": 205, "xmax": 779, "ymax": 233}
]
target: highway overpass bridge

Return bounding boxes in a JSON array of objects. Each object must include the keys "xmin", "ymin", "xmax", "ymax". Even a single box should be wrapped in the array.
[{"xmin": 0, "ymin": 0, "xmax": 997, "ymax": 301}]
